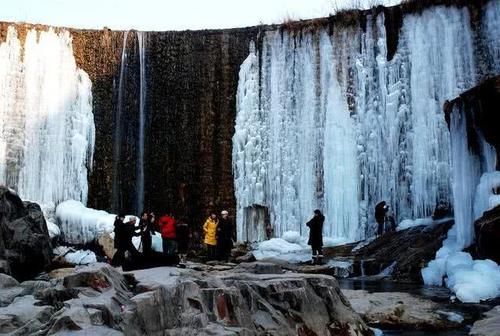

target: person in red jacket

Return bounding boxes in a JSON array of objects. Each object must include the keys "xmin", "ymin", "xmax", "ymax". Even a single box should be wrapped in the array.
[{"xmin": 158, "ymin": 212, "xmax": 177, "ymax": 257}]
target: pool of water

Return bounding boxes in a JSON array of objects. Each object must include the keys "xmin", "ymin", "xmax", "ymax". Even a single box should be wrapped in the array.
[
  {"xmin": 338, "ymin": 278, "xmax": 452, "ymax": 301},
  {"xmin": 381, "ymin": 330, "xmax": 469, "ymax": 336},
  {"xmin": 338, "ymin": 278, "xmax": 497, "ymax": 336}
]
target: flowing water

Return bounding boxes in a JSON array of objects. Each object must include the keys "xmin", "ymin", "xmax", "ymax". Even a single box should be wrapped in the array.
[{"xmin": 136, "ymin": 31, "xmax": 147, "ymax": 214}]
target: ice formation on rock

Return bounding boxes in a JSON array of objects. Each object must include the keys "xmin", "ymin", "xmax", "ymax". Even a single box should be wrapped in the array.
[
  {"xmin": 56, "ymin": 200, "xmax": 116, "ymax": 244},
  {"xmin": 234, "ymin": 6, "xmax": 493, "ymax": 242},
  {"xmin": 0, "ymin": 27, "xmax": 94, "ymax": 208}
]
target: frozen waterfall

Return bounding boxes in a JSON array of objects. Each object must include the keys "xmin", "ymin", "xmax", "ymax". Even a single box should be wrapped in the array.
[
  {"xmin": 234, "ymin": 5, "xmax": 498, "ymax": 242},
  {"xmin": 0, "ymin": 26, "xmax": 94, "ymax": 207}
]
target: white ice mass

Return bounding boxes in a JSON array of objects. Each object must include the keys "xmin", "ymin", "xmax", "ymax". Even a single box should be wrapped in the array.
[
  {"xmin": 0, "ymin": 26, "xmax": 95, "ymax": 211},
  {"xmin": 233, "ymin": 5, "xmax": 498, "ymax": 243}
]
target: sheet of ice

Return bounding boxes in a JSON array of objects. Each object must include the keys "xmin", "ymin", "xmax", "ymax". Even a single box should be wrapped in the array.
[
  {"xmin": 0, "ymin": 26, "xmax": 94, "ymax": 208},
  {"xmin": 327, "ymin": 260, "xmax": 353, "ymax": 269},
  {"xmin": 397, "ymin": 217, "xmax": 434, "ymax": 231},
  {"xmin": 436, "ymin": 311, "xmax": 464, "ymax": 324},
  {"xmin": 64, "ymin": 250, "xmax": 97, "ymax": 265},
  {"xmin": 233, "ymin": 5, "xmax": 494, "ymax": 243},
  {"xmin": 323, "ymin": 236, "xmax": 349, "ymax": 247},
  {"xmin": 352, "ymin": 236, "xmax": 376, "ymax": 252},
  {"xmin": 47, "ymin": 220, "xmax": 61, "ymax": 238},
  {"xmin": 474, "ymin": 171, "xmax": 500, "ymax": 219},
  {"xmin": 379, "ymin": 261, "xmax": 397, "ymax": 276},
  {"xmin": 56, "ymin": 200, "xmax": 138, "ymax": 245},
  {"xmin": 53, "ymin": 246, "xmax": 97, "ymax": 265}
]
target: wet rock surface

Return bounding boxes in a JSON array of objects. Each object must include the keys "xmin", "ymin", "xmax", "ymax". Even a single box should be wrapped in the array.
[
  {"xmin": 0, "ymin": 262, "xmax": 372, "ymax": 336},
  {"xmin": 343, "ymin": 289, "xmax": 464, "ymax": 331},
  {"xmin": 0, "ymin": 186, "xmax": 52, "ymax": 280},
  {"xmin": 474, "ymin": 205, "xmax": 500, "ymax": 263},
  {"xmin": 323, "ymin": 219, "xmax": 454, "ymax": 282},
  {"xmin": 470, "ymin": 305, "xmax": 500, "ymax": 336}
]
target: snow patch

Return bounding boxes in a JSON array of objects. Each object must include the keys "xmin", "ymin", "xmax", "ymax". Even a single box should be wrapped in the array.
[
  {"xmin": 282, "ymin": 231, "xmax": 302, "ymax": 244},
  {"xmin": 253, "ymin": 231, "xmax": 347, "ymax": 263},
  {"xmin": 56, "ymin": 200, "xmax": 138, "ymax": 245},
  {"xmin": 422, "ymin": 225, "xmax": 500, "ymax": 303},
  {"xmin": 397, "ymin": 217, "xmax": 433, "ymax": 231},
  {"xmin": 64, "ymin": 250, "xmax": 97, "ymax": 265}
]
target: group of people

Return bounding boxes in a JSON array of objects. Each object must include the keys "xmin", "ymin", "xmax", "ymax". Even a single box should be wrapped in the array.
[
  {"xmin": 111, "ymin": 209, "xmax": 234, "ymax": 267},
  {"xmin": 112, "ymin": 201, "xmax": 395, "ymax": 267}
]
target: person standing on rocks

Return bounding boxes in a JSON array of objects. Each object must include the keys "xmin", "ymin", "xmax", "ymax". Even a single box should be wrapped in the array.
[
  {"xmin": 176, "ymin": 218, "xmax": 190, "ymax": 263},
  {"xmin": 112, "ymin": 215, "xmax": 141, "ymax": 267},
  {"xmin": 217, "ymin": 210, "xmax": 234, "ymax": 262},
  {"xmin": 375, "ymin": 201, "xmax": 388, "ymax": 236},
  {"xmin": 306, "ymin": 209, "xmax": 324, "ymax": 265},
  {"xmin": 139, "ymin": 211, "xmax": 154, "ymax": 257},
  {"xmin": 158, "ymin": 212, "xmax": 177, "ymax": 258},
  {"xmin": 203, "ymin": 212, "xmax": 218, "ymax": 261}
]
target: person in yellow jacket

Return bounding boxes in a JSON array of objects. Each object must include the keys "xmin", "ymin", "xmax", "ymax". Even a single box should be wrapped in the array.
[{"xmin": 203, "ymin": 212, "xmax": 218, "ymax": 260}]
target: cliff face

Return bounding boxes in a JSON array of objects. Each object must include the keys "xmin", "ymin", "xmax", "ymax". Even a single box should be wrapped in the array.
[
  {"xmin": 71, "ymin": 28, "xmax": 260, "ymax": 226},
  {"xmin": 0, "ymin": 0, "xmax": 497, "ymax": 232}
]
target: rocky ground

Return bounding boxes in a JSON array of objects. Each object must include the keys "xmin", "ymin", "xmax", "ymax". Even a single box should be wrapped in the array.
[
  {"xmin": 0, "ymin": 262, "xmax": 372, "ymax": 336},
  {"xmin": 470, "ymin": 305, "xmax": 500, "ymax": 336}
]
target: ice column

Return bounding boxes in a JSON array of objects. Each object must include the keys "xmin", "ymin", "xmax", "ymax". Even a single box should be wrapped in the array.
[
  {"xmin": 233, "ymin": 42, "xmax": 268, "ymax": 241},
  {"xmin": 0, "ymin": 27, "xmax": 94, "ymax": 207},
  {"xmin": 321, "ymin": 32, "xmax": 360, "ymax": 239}
]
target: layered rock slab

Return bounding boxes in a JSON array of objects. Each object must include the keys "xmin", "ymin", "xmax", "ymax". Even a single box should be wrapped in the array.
[{"xmin": 0, "ymin": 262, "xmax": 371, "ymax": 335}]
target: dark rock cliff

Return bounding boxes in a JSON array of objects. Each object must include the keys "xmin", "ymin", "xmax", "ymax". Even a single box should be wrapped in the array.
[{"xmin": 70, "ymin": 28, "xmax": 261, "ymax": 227}]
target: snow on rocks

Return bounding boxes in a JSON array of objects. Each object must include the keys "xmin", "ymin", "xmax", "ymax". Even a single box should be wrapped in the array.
[
  {"xmin": 253, "ymin": 230, "xmax": 346, "ymax": 263},
  {"xmin": 55, "ymin": 200, "xmax": 137, "ymax": 245},
  {"xmin": 397, "ymin": 217, "xmax": 434, "ymax": 231},
  {"xmin": 422, "ymin": 226, "xmax": 500, "ymax": 303},
  {"xmin": 53, "ymin": 246, "xmax": 97, "ymax": 265}
]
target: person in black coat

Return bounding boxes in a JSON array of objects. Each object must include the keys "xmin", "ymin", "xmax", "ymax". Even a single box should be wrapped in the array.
[
  {"xmin": 111, "ymin": 215, "xmax": 141, "ymax": 267},
  {"xmin": 375, "ymin": 201, "xmax": 388, "ymax": 236},
  {"xmin": 307, "ymin": 209, "xmax": 324, "ymax": 265},
  {"xmin": 176, "ymin": 219, "xmax": 190, "ymax": 263},
  {"xmin": 217, "ymin": 210, "xmax": 234, "ymax": 262},
  {"xmin": 139, "ymin": 211, "xmax": 154, "ymax": 257}
]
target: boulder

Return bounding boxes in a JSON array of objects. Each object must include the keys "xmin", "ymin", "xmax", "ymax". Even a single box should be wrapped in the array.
[
  {"xmin": 343, "ymin": 289, "xmax": 463, "ymax": 331},
  {"xmin": 0, "ymin": 262, "xmax": 372, "ymax": 335},
  {"xmin": 470, "ymin": 306, "xmax": 500, "ymax": 336},
  {"xmin": 98, "ymin": 233, "xmax": 117, "ymax": 260},
  {"xmin": 0, "ymin": 186, "xmax": 52, "ymax": 280},
  {"xmin": 474, "ymin": 205, "xmax": 500, "ymax": 263},
  {"xmin": 338, "ymin": 219, "xmax": 454, "ymax": 282},
  {"xmin": 127, "ymin": 266, "xmax": 371, "ymax": 336}
]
